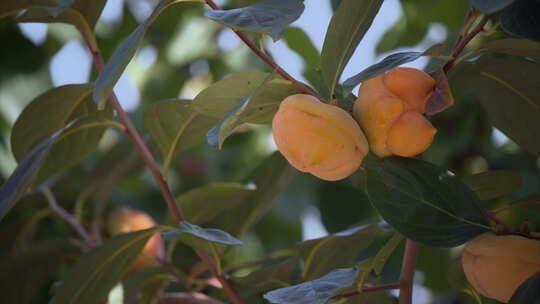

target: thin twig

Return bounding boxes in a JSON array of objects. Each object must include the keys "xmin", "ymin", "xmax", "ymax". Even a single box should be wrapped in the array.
[
  {"xmin": 203, "ymin": 0, "xmax": 321, "ymax": 101},
  {"xmin": 332, "ymin": 283, "xmax": 401, "ymax": 300},
  {"xmin": 398, "ymin": 240, "xmax": 419, "ymax": 304},
  {"xmin": 42, "ymin": 187, "xmax": 97, "ymax": 248},
  {"xmin": 443, "ymin": 14, "xmax": 489, "ymax": 72},
  {"xmin": 79, "ymin": 21, "xmax": 246, "ymax": 304}
]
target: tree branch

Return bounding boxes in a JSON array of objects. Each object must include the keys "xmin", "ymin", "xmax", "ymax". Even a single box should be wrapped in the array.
[
  {"xmin": 79, "ymin": 25, "xmax": 246, "ymax": 304},
  {"xmin": 203, "ymin": 0, "xmax": 322, "ymax": 101},
  {"xmin": 398, "ymin": 240, "xmax": 419, "ymax": 304},
  {"xmin": 42, "ymin": 187, "xmax": 97, "ymax": 248},
  {"xmin": 443, "ymin": 14, "xmax": 489, "ymax": 72}
]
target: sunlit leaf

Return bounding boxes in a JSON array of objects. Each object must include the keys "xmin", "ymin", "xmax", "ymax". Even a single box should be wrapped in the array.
[{"xmin": 321, "ymin": 0, "xmax": 383, "ymax": 95}]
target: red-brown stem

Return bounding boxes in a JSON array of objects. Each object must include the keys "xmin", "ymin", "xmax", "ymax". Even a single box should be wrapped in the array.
[
  {"xmin": 332, "ymin": 283, "xmax": 401, "ymax": 300},
  {"xmin": 443, "ymin": 14, "xmax": 489, "ymax": 72},
  {"xmin": 42, "ymin": 187, "xmax": 98, "ymax": 248},
  {"xmin": 82, "ymin": 30, "xmax": 246, "ymax": 304},
  {"xmin": 204, "ymin": 0, "xmax": 321, "ymax": 100},
  {"xmin": 398, "ymin": 240, "xmax": 419, "ymax": 304}
]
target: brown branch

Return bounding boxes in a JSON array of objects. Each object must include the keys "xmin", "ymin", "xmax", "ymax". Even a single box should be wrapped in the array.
[
  {"xmin": 443, "ymin": 14, "xmax": 489, "ymax": 72},
  {"xmin": 42, "ymin": 187, "xmax": 97, "ymax": 248},
  {"xmin": 79, "ymin": 24, "xmax": 246, "ymax": 304},
  {"xmin": 332, "ymin": 283, "xmax": 401, "ymax": 300},
  {"xmin": 398, "ymin": 240, "xmax": 419, "ymax": 304},
  {"xmin": 204, "ymin": 0, "xmax": 322, "ymax": 101}
]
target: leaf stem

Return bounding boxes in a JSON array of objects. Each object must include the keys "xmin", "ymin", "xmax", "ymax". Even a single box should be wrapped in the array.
[
  {"xmin": 332, "ymin": 283, "xmax": 401, "ymax": 300},
  {"xmin": 203, "ymin": 0, "xmax": 322, "ymax": 101},
  {"xmin": 443, "ymin": 14, "xmax": 489, "ymax": 72},
  {"xmin": 79, "ymin": 24, "xmax": 246, "ymax": 304},
  {"xmin": 398, "ymin": 240, "xmax": 419, "ymax": 304},
  {"xmin": 42, "ymin": 187, "xmax": 97, "ymax": 249}
]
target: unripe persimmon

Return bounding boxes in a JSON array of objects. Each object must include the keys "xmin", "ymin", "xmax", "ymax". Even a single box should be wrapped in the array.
[
  {"xmin": 108, "ymin": 207, "xmax": 165, "ymax": 271},
  {"xmin": 272, "ymin": 94, "xmax": 369, "ymax": 181},
  {"xmin": 354, "ymin": 67, "xmax": 437, "ymax": 157},
  {"xmin": 462, "ymin": 232, "xmax": 540, "ymax": 303}
]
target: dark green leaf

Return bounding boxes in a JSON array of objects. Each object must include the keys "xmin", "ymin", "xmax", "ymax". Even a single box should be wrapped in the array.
[
  {"xmin": 51, "ymin": 227, "xmax": 169, "ymax": 304},
  {"xmin": 342, "ymin": 44, "xmax": 444, "ymax": 93},
  {"xmin": 462, "ymin": 170, "xmax": 522, "ymax": 200},
  {"xmin": 263, "ymin": 267, "xmax": 358, "ymax": 304},
  {"xmin": 297, "ymin": 224, "xmax": 382, "ymax": 280},
  {"xmin": 321, "ymin": 0, "xmax": 383, "ymax": 95},
  {"xmin": 16, "ymin": 0, "xmax": 107, "ymax": 29},
  {"xmin": 479, "ymin": 38, "xmax": 540, "ymax": 58},
  {"xmin": 213, "ymin": 152, "xmax": 295, "ymax": 237},
  {"xmin": 501, "ymin": 0, "xmax": 540, "ymax": 42},
  {"xmin": 470, "ymin": 0, "xmax": 516, "ymax": 13},
  {"xmin": 11, "ymin": 84, "xmax": 113, "ymax": 185},
  {"xmin": 205, "ymin": 0, "xmax": 304, "ymax": 41},
  {"xmin": 93, "ymin": 0, "xmax": 199, "ymax": 106},
  {"xmin": 162, "ymin": 221, "xmax": 241, "ymax": 256},
  {"xmin": 509, "ymin": 271, "xmax": 540, "ymax": 304},
  {"xmin": 363, "ymin": 156, "xmax": 491, "ymax": 248},
  {"xmin": 452, "ymin": 55, "xmax": 540, "ymax": 156},
  {"xmin": 0, "ymin": 134, "xmax": 56, "ymax": 222},
  {"xmin": 143, "ymin": 99, "xmax": 217, "ymax": 177},
  {"xmin": 177, "ymin": 182, "xmax": 256, "ymax": 225}
]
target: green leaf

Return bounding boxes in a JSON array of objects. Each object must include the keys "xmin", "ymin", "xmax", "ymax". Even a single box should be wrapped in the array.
[
  {"xmin": 16, "ymin": 0, "xmax": 107, "ymax": 29},
  {"xmin": 283, "ymin": 27, "xmax": 320, "ymax": 71},
  {"xmin": 193, "ymin": 72, "xmax": 295, "ymax": 122},
  {"xmin": 213, "ymin": 152, "xmax": 295, "ymax": 237},
  {"xmin": 143, "ymin": 99, "xmax": 217, "ymax": 177},
  {"xmin": 452, "ymin": 54, "xmax": 540, "ymax": 156},
  {"xmin": 321, "ymin": 0, "xmax": 383, "ymax": 96},
  {"xmin": 0, "ymin": 134, "xmax": 56, "ymax": 222},
  {"xmin": 233, "ymin": 257, "xmax": 300, "ymax": 297},
  {"xmin": 93, "ymin": 0, "xmax": 201, "ymax": 106},
  {"xmin": 470, "ymin": 0, "xmax": 516, "ymax": 13},
  {"xmin": 204, "ymin": 0, "xmax": 304, "ymax": 41},
  {"xmin": 462, "ymin": 170, "xmax": 522, "ymax": 200},
  {"xmin": 342, "ymin": 44, "xmax": 444, "ymax": 93},
  {"xmin": 206, "ymin": 73, "xmax": 290, "ymax": 148},
  {"xmin": 177, "ymin": 182, "xmax": 256, "ymax": 225},
  {"xmin": 297, "ymin": 224, "xmax": 383, "ymax": 280},
  {"xmin": 50, "ymin": 227, "xmax": 169, "ymax": 304},
  {"xmin": 263, "ymin": 267, "xmax": 358, "ymax": 304},
  {"xmin": 479, "ymin": 38, "xmax": 540, "ymax": 58},
  {"xmin": 501, "ymin": 0, "xmax": 540, "ymax": 42},
  {"xmin": 11, "ymin": 84, "xmax": 113, "ymax": 186},
  {"xmin": 371, "ymin": 232, "xmax": 404, "ymax": 275},
  {"xmin": 509, "ymin": 271, "xmax": 540, "ymax": 304},
  {"xmin": 363, "ymin": 156, "xmax": 491, "ymax": 248},
  {"xmin": 162, "ymin": 221, "xmax": 241, "ymax": 256}
]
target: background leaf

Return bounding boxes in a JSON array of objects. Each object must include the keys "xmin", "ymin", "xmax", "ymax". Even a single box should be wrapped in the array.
[
  {"xmin": 263, "ymin": 267, "xmax": 358, "ymax": 304},
  {"xmin": 470, "ymin": 0, "xmax": 516, "ymax": 13},
  {"xmin": 509, "ymin": 271, "xmax": 540, "ymax": 304},
  {"xmin": 479, "ymin": 38, "xmax": 540, "ymax": 58},
  {"xmin": 11, "ymin": 84, "xmax": 113, "ymax": 185},
  {"xmin": 143, "ymin": 99, "xmax": 217, "ymax": 177},
  {"xmin": 177, "ymin": 182, "xmax": 256, "ymax": 225},
  {"xmin": 297, "ymin": 224, "xmax": 382, "ymax": 280},
  {"xmin": 51, "ymin": 227, "xmax": 169, "ymax": 304},
  {"xmin": 16, "ymin": 0, "xmax": 107, "ymax": 29},
  {"xmin": 205, "ymin": 0, "xmax": 305, "ymax": 41},
  {"xmin": 363, "ymin": 156, "xmax": 491, "ymax": 248},
  {"xmin": 500, "ymin": 0, "xmax": 540, "ymax": 42},
  {"xmin": 321, "ymin": 0, "xmax": 383, "ymax": 95},
  {"xmin": 462, "ymin": 170, "xmax": 522, "ymax": 201},
  {"xmin": 451, "ymin": 54, "xmax": 540, "ymax": 156}
]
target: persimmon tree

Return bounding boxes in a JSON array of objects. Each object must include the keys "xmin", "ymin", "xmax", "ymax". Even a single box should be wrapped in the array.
[{"xmin": 0, "ymin": 0, "xmax": 539, "ymax": 303}]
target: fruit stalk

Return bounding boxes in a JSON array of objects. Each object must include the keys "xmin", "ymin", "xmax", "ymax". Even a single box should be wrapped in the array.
[{"xmin": 399, "ymin": 240, "xmax": 419, "ymax": 304}]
